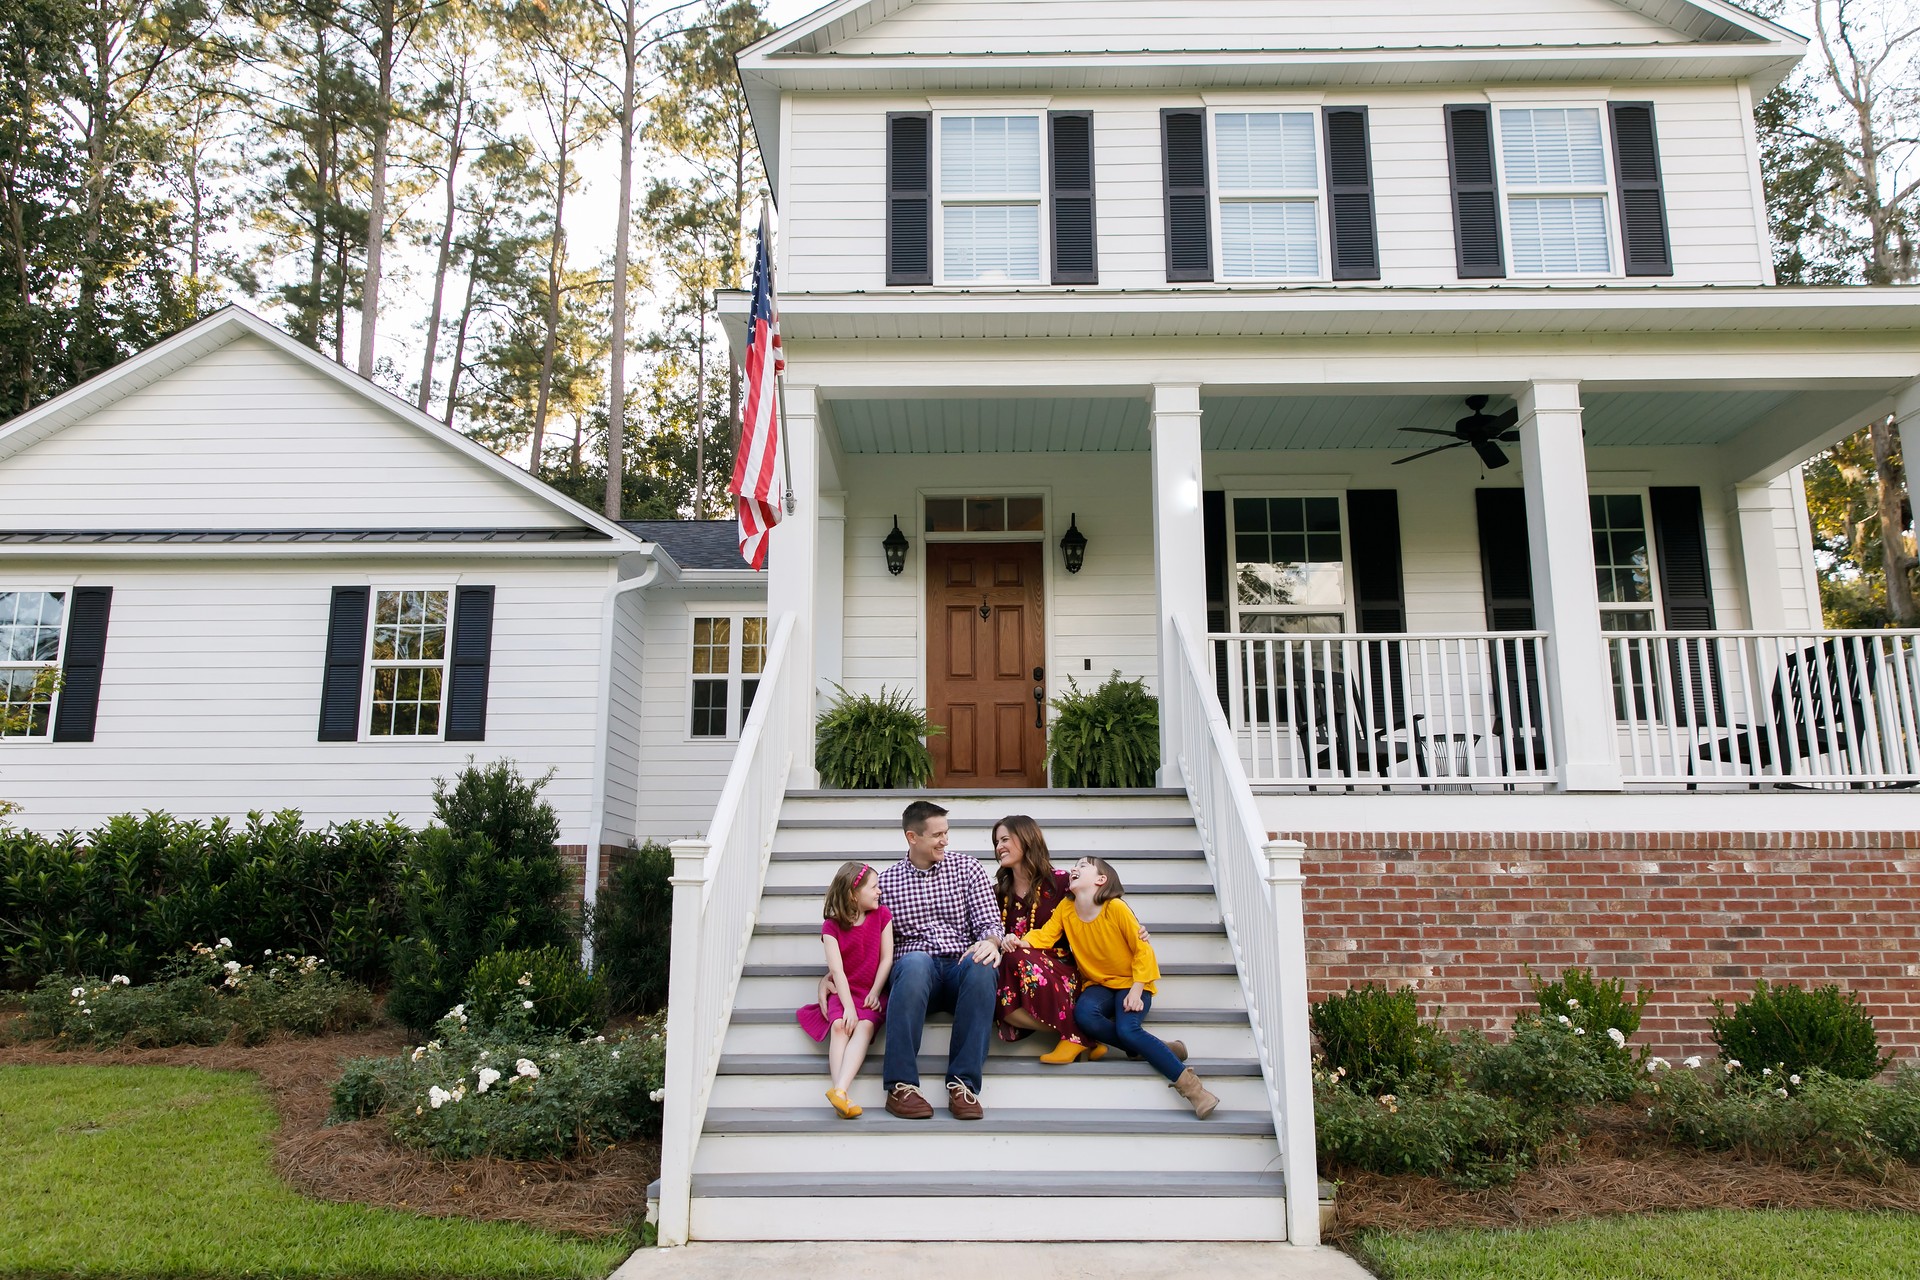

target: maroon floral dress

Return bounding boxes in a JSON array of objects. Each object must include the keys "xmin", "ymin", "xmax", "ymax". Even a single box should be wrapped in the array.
[{"xmin": 994, "ymin": 869, "xmax": 1082, "ymax": 1044}]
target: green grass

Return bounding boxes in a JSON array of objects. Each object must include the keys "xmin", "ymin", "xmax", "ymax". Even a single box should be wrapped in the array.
[
  {"xmin": 0, "ymin": 1066, "xmax": 632, "ymax": 1279},
  {"xmin": 1353, "ymin": 1209, "xmax": 1920, "ymax": 1280}
]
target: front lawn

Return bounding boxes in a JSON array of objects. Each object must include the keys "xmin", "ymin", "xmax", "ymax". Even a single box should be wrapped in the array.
[
  {"xmin": 0, "ymin": 1066, "xmax": 631, "ymax": 1279},
  {"xmin": 1352, "ymin": 1209, "xmax": 1920, "ymax": 1280}
]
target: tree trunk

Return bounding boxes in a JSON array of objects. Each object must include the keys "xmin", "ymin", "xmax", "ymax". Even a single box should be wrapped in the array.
[
  {"xmin": 418, "ymin": 69, "xmax": 467, "ymax": 412},
  {"xmin": 530, "ymin": 74, "xmax": 572, "ymax": 478},
  {"xmin": 692, "ymin": 298, "xmax": 707, "ymax": 516},
  {"xmin": 603, "ymin": 0, "xmax": 638, "ymax": 519},
  {"xmin": 1869, "ymin": 415, "xmax": 1918, "ymax": 625},
  {"xmin": 444, "ymin": 224, "xmax": 484, "ymax": 426},
  {"xmin": 358, "ymin": 1, "xmax": 396, "ymax": 377}
]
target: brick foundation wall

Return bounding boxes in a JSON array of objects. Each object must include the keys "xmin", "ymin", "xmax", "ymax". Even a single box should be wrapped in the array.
[
  {"xmin": 1288, "ymin": 830, "xmax": 1920, "ymax": 1056},
  {"xmin": 558, "ymin": 844, "xmax": 635, "ymax": 911}
]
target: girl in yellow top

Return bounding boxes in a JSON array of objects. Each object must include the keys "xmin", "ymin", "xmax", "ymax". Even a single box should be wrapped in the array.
[{"xmin": 1011, "ymin": 857, "xmax": 1219, "ymax": 1118}]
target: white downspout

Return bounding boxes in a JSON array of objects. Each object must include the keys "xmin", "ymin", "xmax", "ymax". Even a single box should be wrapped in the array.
[{"xmin": 582, "ymin": 552, "xmax": 664, "ymax": 967}]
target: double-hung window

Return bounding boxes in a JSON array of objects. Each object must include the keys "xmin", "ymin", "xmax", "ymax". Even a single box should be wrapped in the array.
[
  {"xmin": 1497, "ymin": 107, "xmax": 1614, "ymax": 276},
  {"xmin": 689, "ymin": 613, "xmax": 767, "ymax": 739},
  {"xmin": 0, "ymin": 590, "xmax": 65, "ymax": 738},
  {"xmin": 1230, "ymin": 496, "xmax": 1349, "ymax": 635},
  {"xmin": 938, "ymin": 115, "xmax": 1043, "ymax": 283},
  {"xmin": 367, "ymin": 589, "xmax": 450, "ymax": 738},
  {"xmin": 1214, "ymin": 112, "xmax": 1322, "ymax": 279},
  {"xmin": 1591, "ymin": 493, "xmax": 1664, "ymax": 718}
]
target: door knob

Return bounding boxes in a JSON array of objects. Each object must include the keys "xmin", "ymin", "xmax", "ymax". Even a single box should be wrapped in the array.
[
  {"xmin": 1033, "ymin": 683, "xmax": 1045, "ymax": 729},
  {"xmin": 1033, "ymin": 667, "xmax": 1045, "ymax": 681}
]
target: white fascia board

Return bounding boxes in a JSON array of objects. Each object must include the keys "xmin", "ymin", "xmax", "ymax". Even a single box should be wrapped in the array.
[
  {"xmin": 662, "ymin": 568, "xmax": 769, "ymax": 591},
  {"xmin": 0, "ymin": 306, "xmax": 647, "ymax": 549},
  {"xmin": 0, "ymin": 541, "xmax": 637, "ymax": 563}
]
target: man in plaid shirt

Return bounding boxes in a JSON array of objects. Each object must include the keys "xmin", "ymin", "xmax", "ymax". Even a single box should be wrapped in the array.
[{"xmin": 875, "ymin": 799, "xmax": 1003, "ymax": 1120}]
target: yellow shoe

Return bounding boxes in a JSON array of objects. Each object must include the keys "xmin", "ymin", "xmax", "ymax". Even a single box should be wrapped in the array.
[
  {"xmin": 1087, "ymin": 1043, "xmax": 1108, "ymax": 1061},
  {"xmin": 826, "ymin": 1088, "xmax": 862, "ymax": 1119},
  {"xmin": 1038, "ymin": 1039, "xmax": 1088, "ymax": 1065}
]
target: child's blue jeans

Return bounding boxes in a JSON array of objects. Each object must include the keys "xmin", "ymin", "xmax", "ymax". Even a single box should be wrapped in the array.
[{"xmin": 1073, "ymin": 986, "xmax": 1185, "ymax": 1082}]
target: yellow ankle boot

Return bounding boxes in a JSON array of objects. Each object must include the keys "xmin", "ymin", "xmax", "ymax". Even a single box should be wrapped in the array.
[{"xmin": 1038, "ymin": 1039, "xmax": 1087, "ymax": 1065}]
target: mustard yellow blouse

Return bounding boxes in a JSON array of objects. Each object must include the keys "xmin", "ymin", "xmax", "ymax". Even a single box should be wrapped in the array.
[{"xmin": 1021, "ymin": 897, "xmax": 1159, "ymax": 995}]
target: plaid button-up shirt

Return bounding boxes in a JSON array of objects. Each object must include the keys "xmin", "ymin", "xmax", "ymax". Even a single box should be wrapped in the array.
[{"xmin": 876, "ymin": 853, "xmax": 1002, "ymax": 956}]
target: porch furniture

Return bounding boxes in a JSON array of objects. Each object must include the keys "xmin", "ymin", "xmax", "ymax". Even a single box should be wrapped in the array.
[
  {"xmin": 1284, "ymin": 663, "xmax": 1424, "ymax": 783},
  {"xmin": 1421, "ymin": 731, "xmax": 1477, "ymax": 789},
  {"xmin": 1693, "ymin": 636, "xmax": 1905, "ymax": 786}
]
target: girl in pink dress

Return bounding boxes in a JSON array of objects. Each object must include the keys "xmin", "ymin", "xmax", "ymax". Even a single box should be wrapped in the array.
[{"xmin": 795, "ymin": 861, "xmax": 894, "ymax": 1119}]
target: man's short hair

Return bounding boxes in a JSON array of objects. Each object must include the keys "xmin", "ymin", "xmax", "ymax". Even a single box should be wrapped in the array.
[{"xmin": 902, "ymin": 800, "xmax": 948, "ymax": 834}]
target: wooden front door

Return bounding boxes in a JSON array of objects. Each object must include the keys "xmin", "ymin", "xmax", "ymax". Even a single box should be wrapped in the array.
[{"xmin": 927, "ymin": 541, "xmax": 1047, "ymax": 788}]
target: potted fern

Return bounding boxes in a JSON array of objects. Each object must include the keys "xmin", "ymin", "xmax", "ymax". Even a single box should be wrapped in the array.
[
  {"xmin": 1046, "ymin": 672, "xmax": 1160, "ymax": 788},
  {"xmin": 815, "ymin": 685, "xmax": 942, "ymax": 789}
]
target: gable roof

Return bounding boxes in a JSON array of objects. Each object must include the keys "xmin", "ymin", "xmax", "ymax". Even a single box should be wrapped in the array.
[
  {"xmin": 619, "ymin": 520, "xmax": 758, "ymax": 571},
  {"xmin": 0, "ymin": 306, "xmax": 643, "ymax": 548}
]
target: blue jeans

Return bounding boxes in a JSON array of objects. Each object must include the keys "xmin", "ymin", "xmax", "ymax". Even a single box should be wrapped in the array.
[
  {"xmin": 1074, "ymin": 986, "xmax": 1185, "ymax": 1082},
  {"xmin": 882, "ymin": 950, "xmax": 997, "ymax": 1094}
]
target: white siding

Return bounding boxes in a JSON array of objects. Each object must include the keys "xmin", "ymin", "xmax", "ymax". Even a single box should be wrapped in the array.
[
  {"xmin": 781, "ymin": 85, "xmax": 1768, "ymax": 293},
  {"xmin": 826, "ymin": 0, "xmax": 1688, "ymax": 55},
  {"xmin": 633, "ymin": 593, "xmax": 767, "ymax": 841},
  {"xmin": 0, "ymin": 335, "xmax": 577, "ymax": 529},
  {"xmin": 0, "ymin": 557, "xmax": 612, "ymax": 840},
  {"xmin": 602, "ymin": 586, "xmax": 647, "ymax": 846}
]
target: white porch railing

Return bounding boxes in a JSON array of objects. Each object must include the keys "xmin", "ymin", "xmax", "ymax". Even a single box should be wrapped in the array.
[
  {"xmin": 656, "ymin": 613, "xmax": 796, "ymax": 1246},
  {"xmin": 1208, "ymin": 631, "xmax": 1557, "ymax": 790},
  {"xmin": 1170, "ymin": 616, "xmax": 1319, "ymax": 1247},
  {"xmin": 1606, "ymin": 629, "xmax": 1920, "ymax": 787}
]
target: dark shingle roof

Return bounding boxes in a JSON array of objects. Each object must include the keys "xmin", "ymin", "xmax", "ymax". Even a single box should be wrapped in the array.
[{"xmin": 619, "ymin": 520, "xmax": 758, "ymax": 571}]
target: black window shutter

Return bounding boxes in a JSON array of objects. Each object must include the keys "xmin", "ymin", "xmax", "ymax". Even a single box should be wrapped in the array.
[
  {"xmin": 318, "ymin": 587, "xmax": 370, "ymax": 742},
  {"xmin": 1650, "ymin": 485, "xmax": 1724, "ymax": 728},
  {"xmin": 444, "ymin": 585, "xmax": 496, "ymax": 742},
  {"xmin": 1610, "ymin": 102, "xmax": 1672, "ymax": 277},
  {"xmin": 1346, "ymin": 490, "xmax": 1405, "ymax": 632},
  {"xmin": 1049, "ymin": 111, "xmax": 1097, "ymax": 284},
  {"xmin": 1161, "ymin": 108, "xmax": 1212, "ymax": 282},
  {"xmin": 886, "ymin": 112, "xmax": 932, "ymax": 286},
  {"xmin": 51, "ymin": 586, "xmax": 112, "ymax": 743},
  {"xmin": 1324, "ymin": 107, "xmax": 1380, "ymax": 281},
  {"xmin": 1474, "ymin": 488, "xmax": 1534, "ymax": 629},
  {"xmin": 1445, "ymin": 105, "xmax": 1505, "ymax": 279},
  {"xmin": 1203, "ymin": 489, "xmax": 1230, "ymax": 712}
]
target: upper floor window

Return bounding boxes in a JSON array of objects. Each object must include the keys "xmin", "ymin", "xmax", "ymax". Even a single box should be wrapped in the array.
[
  {"xmin": 0, "ymin": 590, "xmax": 65, "ymax": 738},
  {"xmin": 1497, "ymin": 108, "xmax": 1613, "ymax": 276},
  {"xmin": 690, "ymin": 612, "xmax": 767, "ymax": 739},
  {"xmin": 368, "ymin": 589, "xmax": 450, "ymax": 738},
  {"xmin": 1214, "ymin": 112, "xmax": 1322, "ymax": 279},
  {"xmin": 938, "ymin": 114, "xmax": 1043, "ymax": 283}
]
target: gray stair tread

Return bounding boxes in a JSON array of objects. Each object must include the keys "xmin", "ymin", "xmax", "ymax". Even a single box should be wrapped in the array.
[
  {"xmin": 779, "ymin": 816, "xmax": 1195, "ymax": 830},
  {"xmin": 785, "ymin": 788, "xmax": 1188, "ymax": 799},
  {"xmin": 772, "ymin": 847, "xmax": 1208, "ymax": 861},
  {"xmin": 758, "ymin": 921, "xmax": 1225, "ymax": 936},
  {"xmin": 703, "ymin": 1106, "xmax": 1276, "ymax": 1136},
  {"xmin": 718, "ymin": 1054, "xmax": 1261, "ymax": 1076},
  {"xmin": 760, "ymin": 883, "xmax": 1214, "ymax": 896},
  {"xmin": 742, "ymin": 962, "xmax": 1235, "ymax": 978},
  {"xmin": 686, "ymin": 1170, "xmax": 1285, "ymax": 1198},
  {"xmin": 730, "ymin": 1005, "xmax": 1251, "ymax": 1025}
]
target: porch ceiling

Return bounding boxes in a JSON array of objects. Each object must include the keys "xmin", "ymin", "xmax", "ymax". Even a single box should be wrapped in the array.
[{"xmin": 827, "ymin": 390, "xmax": 1801, "ymax": 455}]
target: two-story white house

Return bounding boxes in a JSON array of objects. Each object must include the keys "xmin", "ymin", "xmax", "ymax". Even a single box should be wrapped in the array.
[{"xmin": 5, "ymin": 0, "xmax": 1920, "ymax": 1253}]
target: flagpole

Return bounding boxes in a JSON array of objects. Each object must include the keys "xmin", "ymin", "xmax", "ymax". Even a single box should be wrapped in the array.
[{"xmin": 763, "ymin": 203, "xmax": 797, "ymax": 516}]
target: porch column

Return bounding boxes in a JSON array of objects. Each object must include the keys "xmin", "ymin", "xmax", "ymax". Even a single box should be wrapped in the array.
[
  {"xmin": 768, "ymin": 383, "xmax": 819, "ymax": 788},
  {"xmin": 1517, "ymin": 380, "xmax": 1622, "ymax": 791},
  {"xmin": 816, "ymin": 489, "xmax": 846, "ymax": 695},
  {"xmin": 1732, "ymin": 477, "xmax": 1799, "ymax": 631},
  {"xmin": 1150, "ymin": 383, "xmax": 1208, "ymax": 787}
]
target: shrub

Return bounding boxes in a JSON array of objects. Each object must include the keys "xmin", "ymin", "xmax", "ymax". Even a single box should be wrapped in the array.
[
  {"xmin": 1648, "ymin": 1060, "xmax": 1920, "ymax": 1175},
  {"xmin": 466, "ymin": 945, "xmax": 603, "ymax": 1036},
  {"xmin": 22, "ymin": 940, "xmax": 374, "ymax": 1048},
  {"xmin": 329, "ymin": 1005, "xmax": 667, "ymax": 1161},
  {"xmin": 1046, "ymin": 673, "xmax": 1159, "ymax": 788},
  {"xmin": 1710, "ymin": 980, "xmax": 1889, "ymax": 1081},
  {"xmin": 814, "ymin": 685, "xmax": 939, "ymax": 789},
  {"xmin": 1464, "ymin": 1018, "xmax": 1638, "ymax": 1109},
  {"xmin": 586, "ymin": 842, "xmax": 672, "ymax": 1015},
  {"xmin": 1311, "ymin": 985, "xmax": 1453, "ymax": 1096},
  {"xmin": 385, "ymin": 761, "xmax": 572, "ymax": 1034},
  {"xmin": 1529, "ymin": 966, "xmax": 1649, "ymax": 1044},
  {"xmin": 1314, "ymin": 1072, "xmax": 1553, "ymax": 1188}
]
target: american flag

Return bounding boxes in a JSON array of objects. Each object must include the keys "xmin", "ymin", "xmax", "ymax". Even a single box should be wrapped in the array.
[{"xmin": 730, "ymin": 215, "xmax": 785, "ymax": 570}]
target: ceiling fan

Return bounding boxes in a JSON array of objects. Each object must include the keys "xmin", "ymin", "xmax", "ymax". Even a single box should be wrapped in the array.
[{"xmin": 1393, "ymin": 395, "xmax": 1521, "ymax": 469}]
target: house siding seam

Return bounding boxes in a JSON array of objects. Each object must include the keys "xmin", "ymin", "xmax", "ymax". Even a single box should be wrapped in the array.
[{"xmin": 1286, "ymin": 828, "xmax": 1920, "ymax": 1054}]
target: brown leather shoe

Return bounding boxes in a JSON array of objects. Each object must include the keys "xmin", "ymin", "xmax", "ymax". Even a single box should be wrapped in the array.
[
  {"xmin": 1166, "ymin": 1039, "xmax": 1189, "ymax": 1062},
  {"xmin": 946, "ymin": 1080, "xmax": 984, "ymax": 1120},
  {"xmin": 885, "ymin": 1083, "xmax": 933, "ymax": 1119}
]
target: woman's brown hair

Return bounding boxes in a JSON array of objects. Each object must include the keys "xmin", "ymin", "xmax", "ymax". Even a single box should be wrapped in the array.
[
  {"xmin": 1082, "ymin": 856, "xmax": 1125, "ymax": 905},
  {"xmin": 991, "ymin": 814, "xmax": 1055, "ymax": 903},
  {"xmin": 822, "ymin": 861, "xmax": 873, "ymax": 928}
]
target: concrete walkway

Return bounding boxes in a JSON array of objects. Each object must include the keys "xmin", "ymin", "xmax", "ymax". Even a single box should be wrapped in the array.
[{"xmin": 610, "ymin": 1242, "xmax": 1376, "ymax": 1279}]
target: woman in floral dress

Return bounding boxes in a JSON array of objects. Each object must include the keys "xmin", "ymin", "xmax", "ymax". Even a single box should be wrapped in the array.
[{"xmin": 991, "ymin": 814, "xmax": 1089, "ymax": 1063}]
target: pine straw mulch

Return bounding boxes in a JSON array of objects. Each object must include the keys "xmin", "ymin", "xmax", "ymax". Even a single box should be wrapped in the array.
[
  {"xmin": 1325, "ymin": 1103, "xmax": 1920, "ymax": 1243},
  {"xmin": 0, "ymin": 1012, "xmax": 656, "ymax": 1238}
]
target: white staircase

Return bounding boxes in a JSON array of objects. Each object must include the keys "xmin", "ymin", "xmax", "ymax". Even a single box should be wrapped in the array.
[{"xmin": 682, "ymin": 790, "xmax": 1289, "ymax": 1241}]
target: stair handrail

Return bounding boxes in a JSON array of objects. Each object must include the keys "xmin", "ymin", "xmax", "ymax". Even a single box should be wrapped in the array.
[
  {"xmin": 1169, "ymin": 613, "xmax": 1320, "ymax": 1247},
  {"xmin": 656, "ymin": 611, "xmax": 797, "ymax": 1246}
]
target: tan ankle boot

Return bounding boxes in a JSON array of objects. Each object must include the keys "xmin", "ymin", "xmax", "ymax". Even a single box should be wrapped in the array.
[
  {"xmin": 1166, "ymin": 1040, "xmax": 1188, "ymax": 1062},
  {"xmin": 1173, "ymin": 1068, "xmax": 1218, "ymax": 1119}
]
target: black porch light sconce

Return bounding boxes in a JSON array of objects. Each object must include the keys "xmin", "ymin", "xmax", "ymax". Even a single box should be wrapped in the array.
[
  {"xmin": 883, "ymin": 516, "xmax": 910, "ymax": 576},
  {"xmin": 1059, "ymin": 514, "xmax": 1088, "ymax": 574}
]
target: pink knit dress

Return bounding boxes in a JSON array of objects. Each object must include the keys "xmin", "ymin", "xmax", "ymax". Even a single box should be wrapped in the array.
[{"xmin": 794, "ymin": 905, "xmax": 892, "ymax": 1042}]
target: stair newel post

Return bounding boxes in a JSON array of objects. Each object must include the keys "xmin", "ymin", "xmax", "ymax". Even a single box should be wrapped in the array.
[
  {"xmin": 658, "ymin": 837, "xmax": 711, "ymax": 1246},
  {"xmin": 1265, "ymin": 837, "xmax": 1320, "ymax": 1248}
]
